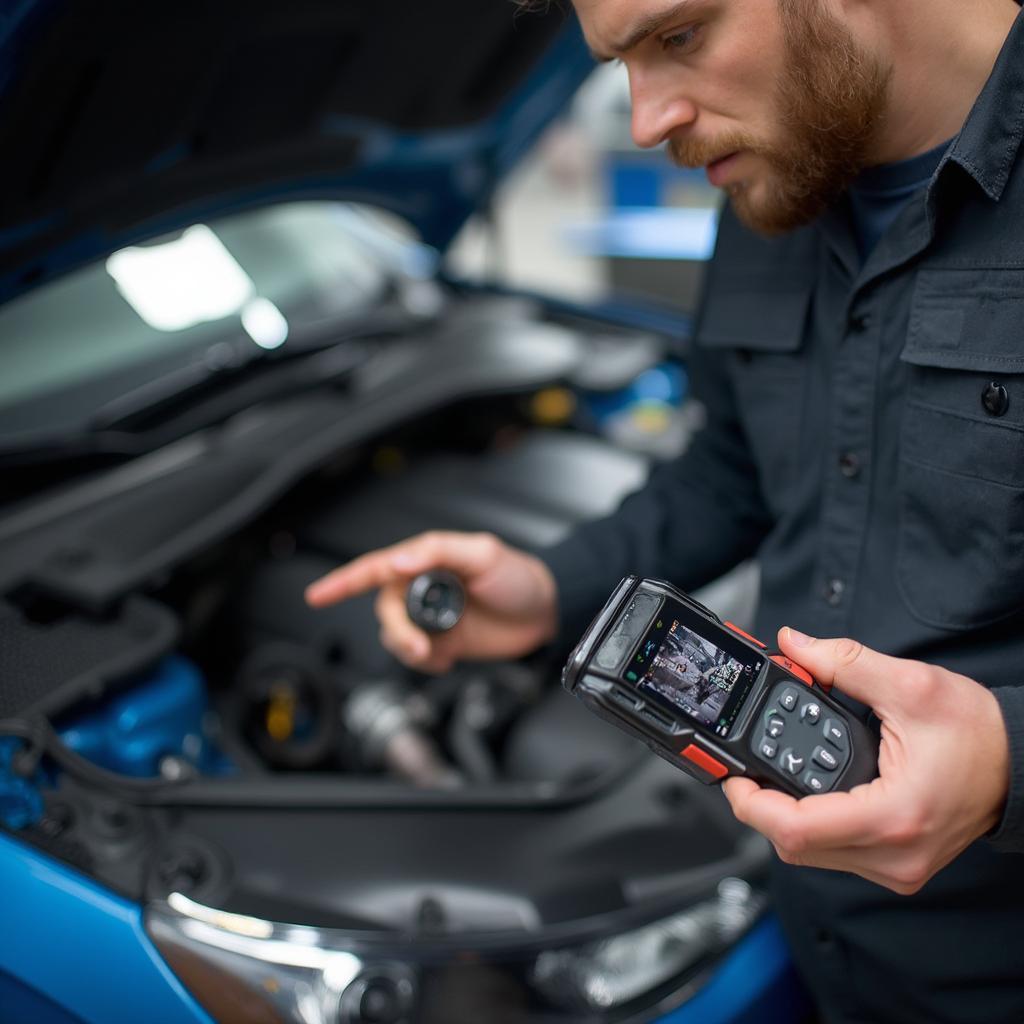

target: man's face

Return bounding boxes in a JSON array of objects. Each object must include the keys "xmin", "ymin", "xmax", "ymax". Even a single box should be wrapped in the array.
[{"xmin": 575, "ymin": 0, "xmax": 892, "ymax": 234}]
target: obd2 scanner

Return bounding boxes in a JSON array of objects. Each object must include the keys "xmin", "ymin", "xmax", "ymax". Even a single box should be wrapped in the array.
[{"xmin": 563, "ymin": 577, "xmax": 878, "ymax": 796}]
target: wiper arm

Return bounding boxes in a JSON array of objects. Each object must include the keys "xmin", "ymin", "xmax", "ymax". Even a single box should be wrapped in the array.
[
  {"xmin": 0, "ymin": 340, "xmax": 367, "ymax": 475},
  {"xmin": 0, "ymin": 304, "xmax": 436, "ymax": 475},
  {"xmin": 0, "ymin": 343, "xmax": 369, "ymax": 475},
  {"xmin": 89, "ymin": 340, "xmax": 262, "ymax": 434},
  {"xmin": 90, "ymin": 303, "xmax": 429, "ymax": 434}
]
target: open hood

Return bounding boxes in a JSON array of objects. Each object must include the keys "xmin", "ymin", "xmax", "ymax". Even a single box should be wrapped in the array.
[{"xmin": 0, "ymin": 0, "xmax": 594, "ymax": 304}]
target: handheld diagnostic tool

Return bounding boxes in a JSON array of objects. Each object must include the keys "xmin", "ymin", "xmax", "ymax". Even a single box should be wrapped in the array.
[{"xmin": 563, "ymin": 577, "xmax": 878, "ymax": 796}]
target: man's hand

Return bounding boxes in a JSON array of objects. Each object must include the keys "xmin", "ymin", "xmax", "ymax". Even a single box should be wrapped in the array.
[
  {"xmin": 723, "ymin": 628, "xmax": 1011, "ymax": 895},
  {"xmin": 304, "ymin": 531, "xmax": 558, "ymax": 673}
]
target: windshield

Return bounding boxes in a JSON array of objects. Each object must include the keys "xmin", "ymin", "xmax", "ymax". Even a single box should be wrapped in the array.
[{"xmin": 0, "ymin": 202, "xmax": 425, "ymax": 440}]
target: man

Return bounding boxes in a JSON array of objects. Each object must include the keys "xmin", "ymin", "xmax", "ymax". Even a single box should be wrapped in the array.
[{"xmin": 306, "ymin": 0, "xmax": 1024, "ymax": 1019}]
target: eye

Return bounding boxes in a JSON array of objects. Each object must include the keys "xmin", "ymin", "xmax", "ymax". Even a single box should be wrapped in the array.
[{"xmin": 662, "ymin": 24, "xmax": 702, "ymax": 53}]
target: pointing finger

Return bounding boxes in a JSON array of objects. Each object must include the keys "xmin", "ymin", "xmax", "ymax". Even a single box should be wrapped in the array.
[
  {"xmin": 305, "ymin": 546, "xmax": 412, "ymax": 607},
  {"xmin": 305, "ymin": 531, "xmax": 502, "ymax": 608}
]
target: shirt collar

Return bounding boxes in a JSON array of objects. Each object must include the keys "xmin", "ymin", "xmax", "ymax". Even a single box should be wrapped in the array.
[{"xmin": 937, "ymin": 3, "xmax": 1024, "ymax": 203}]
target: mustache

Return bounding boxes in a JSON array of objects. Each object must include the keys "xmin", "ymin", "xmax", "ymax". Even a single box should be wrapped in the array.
[{"xmin": 668, "ymin": 134, "xmax": 758, "ymax": 168}]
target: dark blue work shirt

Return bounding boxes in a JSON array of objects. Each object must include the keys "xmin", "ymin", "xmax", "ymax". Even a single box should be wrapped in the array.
[{"xmin": 543, "ymin": 6, "xmax": 1024, "ymax": 1022}]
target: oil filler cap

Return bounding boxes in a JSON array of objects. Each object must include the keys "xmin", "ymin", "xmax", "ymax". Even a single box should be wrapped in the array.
[{"xmin": 406, "ymin": 571, "xmax": 465, "ymax": 633}]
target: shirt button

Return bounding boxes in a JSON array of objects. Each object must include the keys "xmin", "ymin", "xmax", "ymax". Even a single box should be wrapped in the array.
[
  {"xmin": 847, "ymin": 312, "xmax": 871, "ymax": 333},
  {"xmin": 824, "ymin": 578, "xmax": 845, "ymax": 606},
  {"xmin": 838, "ymin": 452, "xmax": 861, "ymax": 478},
  {"xmin": 982, "ymin": 382, "xmax": 1010, "ymax": 417}
]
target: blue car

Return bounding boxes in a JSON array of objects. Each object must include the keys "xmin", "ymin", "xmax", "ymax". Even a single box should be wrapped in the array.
[{"xmin": 0, "ymin": 2, "xmax": 811, "ymax": 1022}]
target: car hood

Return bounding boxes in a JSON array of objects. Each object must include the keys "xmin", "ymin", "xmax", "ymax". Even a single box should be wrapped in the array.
[{"xmin": 0, "ymin": 0, "xmax": 593, "ymax": 304}]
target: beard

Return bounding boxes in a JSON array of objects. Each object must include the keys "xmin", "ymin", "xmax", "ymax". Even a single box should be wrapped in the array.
[{"xmin": 670, "ymin": 0, "xmax": 892, "ymax": 235}]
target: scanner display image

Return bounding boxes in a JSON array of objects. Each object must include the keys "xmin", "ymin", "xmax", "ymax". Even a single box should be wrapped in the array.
[
  {"xmin": 563, "ymin": 577, "xmax": 879, "ymax": 798},
  {"xmin": 636, "ymin": 616, "xmax": 761, "ymax": 737}
]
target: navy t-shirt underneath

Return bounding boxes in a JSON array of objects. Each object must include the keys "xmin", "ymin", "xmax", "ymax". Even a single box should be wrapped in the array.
[{"xmin": 847, "ymin": 138, "xmax": 951, "ymax": 259}]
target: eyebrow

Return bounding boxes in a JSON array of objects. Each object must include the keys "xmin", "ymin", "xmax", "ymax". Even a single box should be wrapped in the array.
[{"xmin": 589, "ymin": 0, "xmax": 701, "ymax": 62}]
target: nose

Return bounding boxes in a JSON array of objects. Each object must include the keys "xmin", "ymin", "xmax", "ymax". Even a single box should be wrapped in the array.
[{"xmin": 628, "ymin": 67, "xmax": 698, "ymax": 149}]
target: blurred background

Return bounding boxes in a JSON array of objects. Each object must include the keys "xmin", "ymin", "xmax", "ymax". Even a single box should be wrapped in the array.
[{"xmin": 448, "ymin": 63, "xmax": 723, "ymax": 313}]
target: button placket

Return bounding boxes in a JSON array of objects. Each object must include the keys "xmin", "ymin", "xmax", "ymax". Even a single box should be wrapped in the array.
[{"xmin": 818, "ymin": 287, "xmax": 881, "ymax": 626}]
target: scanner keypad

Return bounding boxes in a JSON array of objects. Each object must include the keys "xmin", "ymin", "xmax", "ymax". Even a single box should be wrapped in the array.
[{"xmin": 751, "ymin": 682, "xmax": 852, "ymax": 793}]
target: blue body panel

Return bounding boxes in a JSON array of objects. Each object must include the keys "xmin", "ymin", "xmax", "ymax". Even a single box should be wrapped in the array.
[
  {"xmin": 0, "ymin": 816, "xmax": 805, "ymax": 1024},
  {"xmin": 55, "ymin": 656, "xmax": 233, "ymax": 778},
  {"xmin": 0, "ymin": 831, "xmax": 213, "ymax": 1024},
  {"xmin": 658, "ymin": 916, "xmax": 810, "ymax": 1024},
  {"xmin": 0, "ymin": 651, "xmax": 804, "ymax": 1023}
]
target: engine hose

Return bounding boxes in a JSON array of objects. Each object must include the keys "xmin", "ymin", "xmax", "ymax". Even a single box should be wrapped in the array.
[{"xmin": 0, "ymin": 716, "xmax": 190, "ymax": 795}]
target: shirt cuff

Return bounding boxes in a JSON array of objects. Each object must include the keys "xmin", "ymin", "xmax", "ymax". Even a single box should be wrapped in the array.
[
  {"xmin": 987, "ymin": 686, "xmax": 1024, "ymax": 853},
  {"xmin": 536, "ymin": 532, "xmax": 625, "ymax": 649}
]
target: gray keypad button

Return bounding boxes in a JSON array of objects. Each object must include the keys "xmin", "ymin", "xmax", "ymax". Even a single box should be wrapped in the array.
[
  {"xmin": 800, "ymin": 700, "xmax": 821, "ymax": 724},
  {"xmin": 823, "ymin": 718, "xmax": 848, "ymax": 751},
  {"xmin": 779, "ymin": 689, "xmax": 799, "ymax": 712},
  {"xmin": 813, "ymin": 745, "xmax": 839, "ymax": 771},
  {"xmin": 757, "ymin": 683, "xmax": 853, "ymax": 788}
]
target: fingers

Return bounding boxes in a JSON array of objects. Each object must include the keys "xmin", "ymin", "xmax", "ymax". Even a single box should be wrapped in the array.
[
  {"xmin": 777, "ymin": 627, "xmax": 908, "ymax": 715},
  {"xmin": 721, "ymin": 775, "xmax": 759, "ymax": 804},
  {"xmin": 375, "ymin": 584, "xmax": 431, "ymax": 663},
  {"xmin": 377, "ymin": 625, "xmax": 455, "ymax": 675},
  {"xmin": 305, "ymin": 547, "xmax": 406, "ymax": 608},
  {"xmin": 385, "ymin": 531, "xmax": 504, "ymax": 581},
  {"xmin": 724, "ymin": 774, "xmax": 888, "ymax": 851},
  {"xmin": 375, "ymin": 582, "xmax": 467, "ymax": 674},
  {"xmin": 305, "ymin": 531, "xmax": 501, "ymax": 608},
  {"xmin": 722, "ymin": 776, "xmax": 934, "ymax": 893}
]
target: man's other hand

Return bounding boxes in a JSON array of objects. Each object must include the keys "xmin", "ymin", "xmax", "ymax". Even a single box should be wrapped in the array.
[
  {"xmin": 304, "ymin": 531, "xmax": 559, "ymax": 674},
  {"xmin": 723, "ymin": 628, "xmax": 1011, "ymax": 894}
]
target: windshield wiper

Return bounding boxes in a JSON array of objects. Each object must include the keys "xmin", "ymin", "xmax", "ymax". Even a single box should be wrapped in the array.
[
  {"xmin": 0, "ymin": 297, "xmax": 441, "ymax": 478},
  {"xmin": 90, "ymin": 304, "xmax": 427, "ymax": 434},
  {"xmin": 0, "ymin": 335, "xmax": 378, "ymax": 477}
]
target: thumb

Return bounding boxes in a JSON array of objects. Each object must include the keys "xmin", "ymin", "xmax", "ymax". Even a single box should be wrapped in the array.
[{"xmin": 777, "ymin": 627, "xmax": 899, "ymax": 716}]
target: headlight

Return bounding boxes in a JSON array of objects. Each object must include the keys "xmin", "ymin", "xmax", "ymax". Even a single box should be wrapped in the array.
[
  {"xmin": 146, "ymin": 893, "xmax": 386, "ymax": 1024},
  {"xmin": 146, "ymin": 879, "xmax": 766, "ymax": 1024},
  {"xmin": 531, "ymin": 878, "xmax": 765, "ymax": 1012}
]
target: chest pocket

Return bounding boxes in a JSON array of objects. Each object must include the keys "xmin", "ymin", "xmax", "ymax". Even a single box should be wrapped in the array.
[
  {"xmin": 898, "ymin": 268, "xmax": 1024, "ymax": 630},
  {"xmin": 697, "ymin": 286, "xmax": 812, "ymax": 516}
]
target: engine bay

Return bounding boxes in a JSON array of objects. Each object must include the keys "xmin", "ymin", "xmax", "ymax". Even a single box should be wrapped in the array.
[
  {"xmin": 160, "ymin": 419, "xmax": 653, "ymax": 790},
  {"xmin": 0, "ymin": 297, "xmax": 766, "ymax": 951},
  {"xmin": 1, "ymin": 296, "xmax": 677, "ymax": 793}
]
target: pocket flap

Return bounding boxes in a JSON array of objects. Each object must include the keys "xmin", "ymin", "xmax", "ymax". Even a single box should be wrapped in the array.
[
  {"xmin": 901, "ymin": 268, "xmax": 1024, "ymax": 372},
  {"xmin": 696, "ymin": 286, "xmax": 810, "ymax": 353}
]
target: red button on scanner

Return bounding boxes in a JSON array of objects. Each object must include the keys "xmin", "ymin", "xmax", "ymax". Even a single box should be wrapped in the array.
[
  {"xmin": 771, "ymin": 654, "xmax": 817, "ymax": 688},
  {"xmin": 724, "ymin": 621, "xmax": 766, "ymax": 648},
  {"xmin": 680, "ymin": 744, "xmax": 729, "ymax": 780}
]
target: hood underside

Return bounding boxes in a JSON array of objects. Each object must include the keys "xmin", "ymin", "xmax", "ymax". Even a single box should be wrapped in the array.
[{"xmin": 0, "ymin": 0, "xmax": 593, "ymax": 304}]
